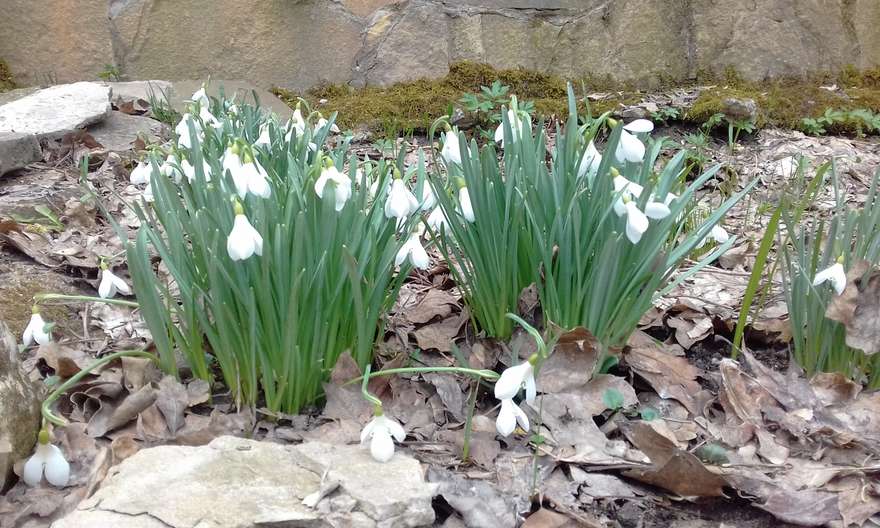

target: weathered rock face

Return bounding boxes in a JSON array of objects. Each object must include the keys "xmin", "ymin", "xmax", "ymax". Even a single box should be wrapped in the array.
[
  {"xmin": 0, "ymin": 0, "xmax": 878, "ymax": 91},
  {"xmin": 52, "ymin": 436, "xmax": 437, "ymax": 528},
  {"xmin": 0, "ymin": 82, "xmax": 111, "ymax": 139},
  {"xmin": 0, "ymin": 321, "xmax": 43, "ymax": 490},
  {"xmin": 0, "ymin": 132, "xmax": 41, "ymax": 176}
]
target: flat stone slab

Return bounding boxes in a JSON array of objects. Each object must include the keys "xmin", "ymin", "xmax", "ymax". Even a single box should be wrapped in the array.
[
  {"xmin": 53, "ymin": 436, "xmax": 436, "ymax": 528},
  {"xmin": 0, "ymin": 132, "xmax": 41, "ymax": 175},
  {"xmin": 87, "ymin": 111, "xmax": 166, "ymax": 153},
  {"xmin": 0, "ymin": 82, "xmax": 111, "ymax": 139}
]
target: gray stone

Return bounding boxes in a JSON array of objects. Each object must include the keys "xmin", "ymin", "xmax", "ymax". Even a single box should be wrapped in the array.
[
  {"xmin": 53, "ymin": 436, "xmax": 436, "ymax": 528},
  {"xmin": 721, "ymin": 98, "xmax": 759, "ymax": 123},
  {"xmin": 0, "ymin": 132, "xmax": 41, "ymax": 175},
  {"xmin": 0, "ymin": 168, "xmax": 83, "ymax": 219},
  {"xmin": 0, "ymin": 321, "xmax": 43, "ymax": 490},
  {"xmin": 102, "ymin": 80, "xmax": 173, "ymax": 105},
  {"xmin": 87, "ymin": 111, "xmax": 165, "ymax": 153},
  {"xmin": 0, "ymin": 82, "xmax": 112, "ymax": 139}
]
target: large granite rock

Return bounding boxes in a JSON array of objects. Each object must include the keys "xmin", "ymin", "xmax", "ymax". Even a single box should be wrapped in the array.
[
  {"xmin": 53, "ymin": 436, "xmax": 437, "ymax": 528},
  {"xmin": 0, "ymin": 82, "xmax": 111, "ymax": 139},
  {"xmin": 0, "ymin": 321, "xmax": 43, "ymax": 490},
  {"xmin": 0, "ymin": 132, "xmax": 41, "ymax": 176},
  {"xmin": 0, "ymin": 1, "xmax": 878, "ymax": 89},
  {"xmin": 87, "ymin": 111, "xmax": 165, "ymax": 153}
]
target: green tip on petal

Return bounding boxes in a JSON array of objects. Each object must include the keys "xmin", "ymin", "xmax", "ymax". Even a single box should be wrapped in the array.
[
  {"xmin": 836, "ymin": 255, "xmax": 845, "ymax": 264},
  {"xmin": 454, "ymin": 177, "xmax": 466, "ymax": 190},
  {"xmin": 100, "ymin": 260, "xmax": 109, "ymax": 270},
  {"xmin": 393, "ymin": 166, "xmax": 402, "ymax": 180},
  {"xmin": 607, "ymin": 117, "xmax": 619, "ymax": 128},
  {"xmin": 323, "ymin": 157, "xmax": 335, "ymax": 168},
  {"xmin": 610, "ymin": 166, "xmax": 620, "ymax": 177},
  {"xmin": 31, "ymin": 305, "xmax": 40, "ymax": 315},
  {"xmin": 233, "ymin": 201, "xmax": 245, "ymax": 216},
  {"xmin": 38, "ymin": 429, "xmax": 49, "ymax": 445},
  {"xmin": 527, "ymin": 353, "xmax": 539, "ymax": 366}
]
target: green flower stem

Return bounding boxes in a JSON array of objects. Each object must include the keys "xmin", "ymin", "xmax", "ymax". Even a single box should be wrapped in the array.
[
  {"xmin": 34, "ymin": 293, "xmax": 140, "ymax": 309},
  {"xmin": 42, "ymin": 350, "xmax": 159, "ymax": 427},
  {"xmin": 360, "ymin": 364, "xmax": 383, "ymax": 409},
  {"xmin": 347, "ymin": 366, "xmax": 500, "ymax": 387},
  {"xmin": 462, "ymin": 380, "xmax": 479, "ymax": 462}
]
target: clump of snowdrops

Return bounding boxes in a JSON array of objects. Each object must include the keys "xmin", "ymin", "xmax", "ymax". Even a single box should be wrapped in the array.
[
  {"xmin": 123, "ymin": 91, "xmax": 420, "ymax": 414},
  {"xmin": 782, "ymin": 164, "xmax": 880, "ymax": 387}
]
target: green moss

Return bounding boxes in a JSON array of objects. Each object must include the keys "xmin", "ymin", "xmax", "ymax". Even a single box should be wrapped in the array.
[{"xmin": 0, "ymin": 59, "xmax": 15, "ymax": 93}]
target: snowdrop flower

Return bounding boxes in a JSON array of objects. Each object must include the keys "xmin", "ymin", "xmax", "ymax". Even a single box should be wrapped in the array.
[
  {"xmin": 199, "ymin": 106, "xmax": 220, "ymax": 128},
  {"xmin": 142, "ymin": 181, "xmax": 154, "ymax": 202},
  {"xmin": 175, "ymin": 114, "xmax": 203, "ymax": 149},
  {"xmin": 129, "ymin": 161, "xmax": 152, "ymax": 184},
  {"xmin": 427, "ymin": 207, "xmax": 450, "ymax": 232},
  {"xmin": 160, "ymin": 154, "xmax": 181, "ymax": 183},
  {"xmin": 255, "ymin": 124, "xmax": 272, "ymax": 146},
  {"xmin": 360, "ymin": 412, "xmax": 406, "ymax": 463},
  {"xmin": 457, "ymin": 182, "xmax": 475, "ymax": 223},
  {"xmin": 617, "ymin": 196, "xmax": 670, "ymax": 244},
  {"xmin": 612, "ymin": 174, "xmax": 645, "ymax": 198},
  {"xmin": 315, "ymin": 113, "xmax": 340, "ymax": 134},
  {"xmin": 615, "ymin": 130, "xmax": 647, "ymax": 163},
  {"xmin": 190, "ymin": 86, "xmax": 210, "ymax": 108},
  {"xmin": 22, "ymin": 308, "xmax": 51, "ymax": 347},
  {"xmin": 395, "ymin": 232, "xmax": 430, "ymax": 270},
  {"xmin": 98, "ymin": 263, "xmax": 132, "ymax": 299},
  {"xmin": 494, "ymin": 108, "xmax": 531, "ymax": 145},
  {"xmin": 385, "ymin": 173, "xmax": 419, "ymax": 220},
  {"xmin": 494, "ymin": 359, "xmax": 537, "ymax": 403},
  {"xmin": 710, "ymin": 224, "xmax": 730, "ymax": 244},
  {"xmin": 813, "ymin": 257, "xmax": 846, "ymax": 295},
  {"xmin": 226, "ymin": 203, "xmax": 263, "ymax": 261},
  {"xmin": 578, "ymin": 141, "xmax": 602, "ymax": 178},
  {"xmin": 288, "ymin": 103, "xmax": 307, "ymax": 138},
  {"xmin": 181, "ymin": 158, "xmax": 212, "ymax": 183},
  {"xmin": 223, "ymin": 143, "xmax": 271, "ymax": 199},
  {"xmin": 441, "ymin": 129, "xmax": 461, "ymax": 165},
  {"xmin": 623, "ymin": 119, "xmax": 655, "ymax": 134},
  {"xmin": 419, "ymin": 182, "xmax": 437, "ymax": 211},
  {"xmin": 496, "ymin": 399, "xmax": 530, "ymax": 437},
  {"xmin": 314, "ymin": 159, "xmax": 352, "ymax": 212},
  {"xmin": 23, "ymin": 430, "xmax": 69, "ymax": 487}
]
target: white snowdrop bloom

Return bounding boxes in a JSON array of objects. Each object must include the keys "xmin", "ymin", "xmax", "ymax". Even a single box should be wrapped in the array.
[
  {"xmin": 190, "ymin": 86, "xmax": 210, "ymax": 108},
  {"xmin": 23, "ymin": 431, "xmax": 69, "ymax": 487},
  {"xmin": 710, "ymin": 224, "xmax": 730, "ymax": 244},
  {"xmin": 618, "ymin": 197, "xmax": 670, "ymax": 244},
  {"xmin": 98, "ymin": 266, "xmax": 132, "ymax": 299},
  {"xmin": 175, "ymin": 114, "xmax": 203, "ymax": 149},
  {"xmin": 223, "ymin": 146, "xmax": 271, "ymax": 199},
  {"xmin": 395, "ymin": 233, "xmax": 430, "ymax": 270},
  {"xmin": 22, "ymin": 311, "xmax": 51, "ymax": 347},
  {"xmin": 496, "ymin": 398, "xmax": 530, "ymax": 437},
  {"xmin": 360, "ymin": 414, "xmax": 406, "ymax": 463},
  {"xmin": 288, "ymin": 106, "xmax": 307, "ymax": 138},
  {"xmin": 494, "ymin": 108, "xmax": 531, "ymax": 145},
  {"xmin": 255, "ymin": 125, "xmax": 272, "ymax": 146},
  {"xmin": 494, "ymin": 360, "xmax": 537, "ymax": 403},
  {"xmin": 385, "ymin": 178, "xmax": 419, "ymax": 220},
  {"xmin": 623, "ymin": 118, "xmax": 655, "ymax": 134},
  {"xmin": 199, "ymin": 106, "xmax": 219, "ymax": 127},
  {"xmin": 578, "ymin": 141, "xmax": 602, "ymax": 178},
  {"xmin": 315, "ymin": 163, "xmax": 353, "ymax": 212},
  {"xmin": 316, "ymin": 115, "xmax": 340, "ymax": 134},
  {"xmin": 142, "ymin": 181, "xmax": 154, "ymax": 202},
  {"xmin": 181, "ymin": 158, "xmax": 212, "ymax": 183},
  {"xmin": 427, "ymin": 207, "xmax": 450, "ymax": 233},
  {"xmin": 419, "ymin": 182, "xmax": 437, "ymax": 211},
  {"xmin": 615, "ymin": 130, "xmax": 647, "ymax": 163},
  {"xmin": 160, "ymin": 155, "xmax": 181, "ymax": 183},
  {"xmin": 129, "ymin": 161, "xmax": 152, "ymax": 184},
  {"xmin": 458, "ymin": 187, "xmax": 475, "ymax": 223},
  {"xmin": 226, "ymin": 209, "xmax": 263, "ymax": 261},
  {"xmin": 813, "ymin": 261, "xmax": 846, "ymax": 295},
  {"xmin": 441, "ymin": 130, "xmax": 462, "ymax": 165},
  {"xmin": 612, "ymin": 175, "xmax": 645, "ymax": 198}
]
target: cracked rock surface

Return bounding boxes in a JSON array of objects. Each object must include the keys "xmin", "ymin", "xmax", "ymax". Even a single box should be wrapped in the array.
[
  {"xmin": 0, "ymin": 82, "xmax": 111, "ymax": 139},
  {"xmin": 51, "ymin": 436, "xmax": 437, "ymax": 528}
]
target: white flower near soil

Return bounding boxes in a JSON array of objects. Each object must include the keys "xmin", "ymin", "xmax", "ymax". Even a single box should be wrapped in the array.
[
  {"xmin": 98, "ymin": 266, "xmax": 132, "ymax": 299},
  {"xmin": 160, "ymin": 154, "xmax": 181, "ymax": 183},
  {"xmin": 419, "ymin": 182, "xmax": 437, "ymax": 211},
  {"xmin": 288, "ymin": 105, "xmax": 307, "ymax": 138},
  {"xmin": 493, "ymin": 360, "xmax": 537, "ymax": 437},
  {"xmin": 142, "ymin": 181, "xmax": 154, "ymax": 202},
  {"xmin": 360, "ymin": 413, "xmax": 406, "ymax": 463},
  {"xmin": 199, "ymin": 106, "xmax": 220, "ymax": 128},
  {"xmin": 255, "ymin": 124, "xmax": 272, "ymax": 146},
  {"xmin": 315, "ymin": 162, "xmax": 353, "ymax": 212},
  {"xmin": 578, "ymin": 141, "xmax": 602, "ymax": 178},
  {"xmin": 710, "ymin": 224, "xmax": 730, "ymax": 244},
  {"xmin": 181, "ymin": 158, "xmax": 212, "ymax": 183},
  {"xmin": 23, "ymin": 430, "xmax": 69, "ymax": 487},
  {"xmin": 316, "ymin": 115, "xmax": 340, "ymax": 134},
  {"xmin": 190, "ymin": 86, "xmax": 210, "ymax": 108},
  {"xmin": 813, "ymin": 260, "xmax": 847, "ymax": 295},
  {"xmin": 227, "ymin": 207, "xmax": 263, "ymax": 261},
  {"xmin": 617, "ymin": 197, "xmax": 670, "ymax": 244},
  {"xmin": 427, "ymin": 207, "xmax": 450, "ymax": 233},
  {"xmin": 385, "ymin": 178, "xmax": 419, "ymax": 220},
  {"xmin": 175, "ymin": 114, "xmax": 203, "ymax": 149},
  {"xmin": 623, "ymin": 119, "xmax": 655, "ymax": 134},
  {"xmin": 129, "ymin": 161, "xmax": 152, "ymax": 184},
  {"xmin": 494, "ymin": 108, "xmax": 532, "ymax": 146},
  {"xmin": 395, "ymin": 233, "xmax": 430, "ymax": 270},
  {"xmin": 22, "ymin": 310, "xmax": 51, "ymax": 347},
  {"xmin": 458, "ymin": 186, "xmax": 475, "ymax": 223},
  {"xmin": 615, "ymin": 130, "xmax": 647, "ymax": 163},
  {"xmin": 441, "ymin": 130, "xmax": 462, "ymax": 165},
  {"xmin": 496, "ymin": 399, "xmax": 530, "ymax": 436},
  {"xmin": 223, "ymin": 145, "xmax": 271, "ymax": 199}
]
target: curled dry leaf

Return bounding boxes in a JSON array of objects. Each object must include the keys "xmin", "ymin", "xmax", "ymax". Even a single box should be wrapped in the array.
[
  {"xmin": 405, "ymin": 288, "xmax": 459, "ymax": 325},
  {"xmin": 86, "ymin": 383, "xmax": 158, "ymax": 437},
  {"xmin": 826, "ymin": 261, "xmax": 880, "ymax": 355},
  {"xmin": 37, "ymin": 343, "xmax": 92, "ymax": 378},
  {"xmin": 537, "ymin": 327, "xmax": 599, "ymax": 393},
  {"xmin": 626, "ymin": 330, "xmax": 708, "ymax": 415}
]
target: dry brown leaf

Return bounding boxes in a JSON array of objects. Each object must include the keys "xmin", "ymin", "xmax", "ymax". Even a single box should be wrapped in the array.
[
  {"xmin": 0, "ymin": 229, "xmax": 62, "ymax": 267},
  {"xmin": 413, "ymin": 308, "xmax": 468, "ymax": 352},
  {"xmin": 187, "ymin": 379, "xmax": 212, "ymax": 406},
  {"xmin": 405, "ymin": 288, "xmax": 459, "ymax": 324},
  {"xmin": 86, "ymin": 383, "xmax": 158, "ymax": 437},
  {"xmin": 155, "ymin": 376, "xmax": 189, "ymax": 434},
  {"xmin": 537, "ymin": 327, "xmax": 599, "ymax": 393},
  {"xmin": 810, "ymin": 372, "xmax": 861, "ymax": 405},
  {"xmin": 728, "ymin": 473, "xmax": 841, "ymax": 526},
  {"xmin": 424, "ymin": 373, "xmax": 465, "ymax": 422},
  {"xmin": 826, "ymin": 261, "xmax": 880, "ymax": 355},
  {"xmin": 36, "ymin": 343, "xmax": 91, "ymax": 378},
  {"xmin": 719, "ymin": 358, "xmax": 782, "ymax": 426},
  {"xmin": 667, "ymin": 312, "xmax": 713, "ymax": 349},
  {"xmin": 620, "ymin": 421, "xmax": 727, "ymax": 497},
  {"xmin": 626, "ymin": 331, "xmax": 708, "ymax": 415}
]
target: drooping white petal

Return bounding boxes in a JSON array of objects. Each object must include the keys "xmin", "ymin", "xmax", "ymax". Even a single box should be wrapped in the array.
[
  {"xmin": 360, "ymin": 419, "xmax": 377, "ymax": 445},
  {"xmin": 109, "ymin": 271, "xmax": 132, "ymax": 296},
  {"xmin": 23, "ymin": 313, "xmax": 50, "ymax": 346},
  {"xmin": 644, "ymin": 201, "xmax": 671, "ymax": 220},
  {"xmin": 813, "ymin": 262, "xmax": 847, "ymax": 295},
  {"xmin": 459, "ymin": 187, "xmax": 474, "ymax": 223},
  {"xmin": 315, "ymin": 166, "xmax": 352, "ymax": 212},
  {"xmin": 130, "ymin": 162, "xmax": 152, "ymax": 184},
  {"xmin": 623, "ymin": 119, "xmax": 655, "ymax": 134},
  {"xmin": 624, "ymin": 201, "xmax": 649, "ymax": 244},
  {"xmin": 427, "ymin": 207, "xmax": 450, "ymax": 232},
  {"xmin": 42, "ymin": 444, "xmax": 70, "ymax": 486},
  {"xmin": 497, "ymin": 399, "xmax": 530, "ymax": 437},
  {"xmin": 370, "ymin": 429, "xmax": 395, "ymax": 462},
  {"xmin": 494, "ymin": 122, "xmax": 504, "ymax": 144},
  {"xmin": 523, "ymin": 374, "xmax": 537, "ymax": 405},
  {"xmin": 441, "ymin": 130, "xmax": 462, "ymax": 165},
  {"xmin": 419, "ymin": 183, "xmax": 437, "ymax": 211},
  {"xmin": 191, "ymin": 87, "xmax": 210, "ymax": 108},
  {"xmin": 615, "ymin": 131, "xmax": 646, "ymax": 163},
  {"xmin": 612, "ymin": 176, "xmax": 644, "ymax": 197},
  {"xmin": 181, "ymin": 159, "xmax": 212, "ymax": 183},
  {"xmin": 494, "ymin": 361, "xmax": 534, "ymax": 401},
  {"xmin": 245, "ymin": 159, "xmax": 272, "ymax": 198},
  {"xmin": 98, "ymin": 270, "xmax": 116, "ymax": 299},
  {"xmin": 711, "ymin": 224, "xmax": 730, "ymax": 244},
  {"xmin": 22, "ymin": 451, "xmax": 44, "ymax": 486},
  {"xmin": 380, "ymin": 416, "xmax": 406, "ymax": 443},
  {"xmin": 578, "ymin": 141, "xmax": 602, "ymax": 178},
  {"xmin": 385, "ymin": 179, "xmax": 418, "ymax": 219},
  {"xmin": 226, "ymin": 214, "xmax": 263, "ymax": 261},
  {"xmin": 408, "ymin": 235, "xmax": 430, "ymax": 270}
]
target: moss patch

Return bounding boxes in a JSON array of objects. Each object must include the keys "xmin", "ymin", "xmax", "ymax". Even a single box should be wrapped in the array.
[{"xmin": 0, "ymin": 59, "xmax": 15, "ymax": 93}]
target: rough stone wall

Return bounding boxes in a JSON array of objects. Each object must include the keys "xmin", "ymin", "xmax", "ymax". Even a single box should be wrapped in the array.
[{"xmin": 1, "ymin": 0, "xmax": 878, "ymax": 90}]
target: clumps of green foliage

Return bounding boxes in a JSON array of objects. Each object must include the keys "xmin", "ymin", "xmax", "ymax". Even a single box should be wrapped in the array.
[
  {"xmin": 0, "ymin": 59, "xmax": 15, "ymax": 92},
  {"xmin": 272, "ymin": 62, "xmax": 638, "ymax": 133}
]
